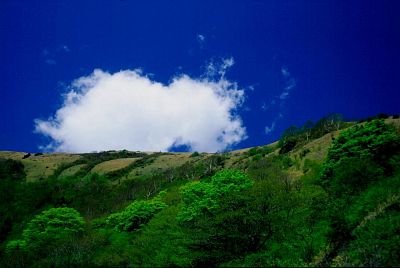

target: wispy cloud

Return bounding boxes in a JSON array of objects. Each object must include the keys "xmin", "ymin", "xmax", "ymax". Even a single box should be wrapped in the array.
[
  {"xmin": 58, "ymin": 45, "xmax": 70, "ymax": 52},
  {"xmin": 279, "ymin": 66, "xmax": 296, "ymax": 100},
  {"xmin": 261, "ymin": 102, "xmax": 268, "ymax": 111},
  {"xmin": 42, "ymin": 49, "xmax": 50, "ymax": 56},
  {"xmin": 42, "ymin": 45, "xmax": 70, "ymax": 65},
  {"xmin": 45, "ymin": 59, "xmax": 56, "ymax": 65},
  {"xmin": 196, "ymin": 34, "xmax": 206, "ymax": 49},
  {"xmin": 265, "ymin": 122, "xmax": 275, "ymax": 134},
  {"xmin": 263, "ymin": 66, "xmax": 296, "ymax": 135},
  {"xmin": 197, "ymin": 34, "xmax": 205, "ymax": 42},
  {"xmin": 205, "ymin": 57, "xmax": 235, "ymax": 79},
  {"xmin": 35, "ymin": 59, "xmax": 247, "ymax": 153},
  {"xmin": 42, "ymin": 49, "xmax": 56, "ymax": 65},
  {"xmin": 281, "ymin": 66, "xmax": 290, "ymax": 77},
  {"xmin": 279, "ymin": 91, "xmax": 289, "ymax": 100}
]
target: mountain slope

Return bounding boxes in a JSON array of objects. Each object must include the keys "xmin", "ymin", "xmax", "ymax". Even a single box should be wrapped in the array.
[{"xmin": 0, "ymin": 117, "xmax": 399, "ymax": 267}]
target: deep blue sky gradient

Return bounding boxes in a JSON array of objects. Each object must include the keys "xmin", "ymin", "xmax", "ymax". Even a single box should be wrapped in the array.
[{"xmin": 1, "ymin": 0, "xmax": 399, "ymax": 152}]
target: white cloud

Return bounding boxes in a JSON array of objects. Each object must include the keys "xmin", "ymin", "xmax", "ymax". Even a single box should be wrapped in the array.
[{"xmin": 35, "ymin": 67, "xmax": 247, "ymax": 153}]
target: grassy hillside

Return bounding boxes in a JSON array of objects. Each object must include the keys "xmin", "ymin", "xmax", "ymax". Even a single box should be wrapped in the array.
[
  {"xmin": 0, "ymin": 116, "xmax": 399, "ymax": 267},
  {"xmin": 0, "ymin": 152, "xmax": 81, "ymax": 182}
]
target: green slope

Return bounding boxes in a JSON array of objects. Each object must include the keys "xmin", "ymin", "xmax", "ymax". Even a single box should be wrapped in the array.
[{"xmin": 0, "ymin": 116, "xmax": 399, "ymax": 267}]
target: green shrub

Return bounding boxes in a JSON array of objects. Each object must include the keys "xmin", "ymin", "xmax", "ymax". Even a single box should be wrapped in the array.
[
  {"xmin": 376, "ymin": 113, "xmax": 389, "ymax": 119},
  {"xmin": 252, "ymin": 154, "xmax": 262, "ymax": 161},
  {"xmin": 22, "ymin": 207, "xmax": 85, "ymax": 247},
  {"xmin": 0, "ymin": 158, "xmax": 25, "ymax": 180},
  {"xmin": 248, "ymin": 147, "xmax": 259, "ymax": 156},
  {"xmin": 300, "ymin": 148, "xmax": 310, "ymax": 158},
  {"xmin": 106, "ymin": 191, "xmax": 167, "ymax": 232},
  {"xmin": 5, "ymin": 239, "xmax": 27, "ymax": 254},
  {"xmin": 248, "ymin": 146, "xmax": 272, "ymax": 157},
  {"xmin": 177, "ymin": 169, "xmax": 253, "ymax": 222},
  {"xmin": 326, "ymin": 157, "xmax": 384, "ymax": 195},
  {"xmin": 190, "ymin": 151, "xmax": 200, "ymax": 157},
  {"xmin": 260, "ymin": 146, "xmax": 273, "ymax": 155},
  {"xmin": 279, "ymin": 138, "xmax": 297, "ymax": 154},
  {"xmin": 317, "ymin": 119, "xmax": 400, "ymax": 265},
  {"xmin": 320, "ymin": 119, "xmax": 400, "ymax": 190},
  {"xmin": 346, "ymin": 208, "xmax": 400, "ymax": 266},
  {"xmin": 4, "ymin": 207, "xmax": 85, "ymax": 262}
]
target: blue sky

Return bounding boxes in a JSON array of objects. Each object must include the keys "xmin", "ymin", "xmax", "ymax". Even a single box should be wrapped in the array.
[{"xmin": 1, "ymin": 0, "xmax": 399, "ymax": 152}]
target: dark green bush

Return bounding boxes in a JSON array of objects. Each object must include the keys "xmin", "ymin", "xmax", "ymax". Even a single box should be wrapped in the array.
[
  {"xmin": 279, "ymin": 138, "xmax": 297, "ymax": 154},
  {"xmin": 0, "ymin": 158, "xmax": 25, "ymax": 180},
  {"xmin": 190, "ymin": 151, "xmax": 200, "ymax": 157}
]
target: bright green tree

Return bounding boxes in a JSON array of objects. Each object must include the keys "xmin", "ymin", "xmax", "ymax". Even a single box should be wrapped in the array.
[
  {"xmin": 177, "ymin": 169, "xmax": 253, "ymax": 222},
  {"xmin": 23, "ymin": 207, "xmax": 84, "ymax": 248},
  {"xmin": 106, "ymin": 191, "xmax": 167, "ymax": 232},
  {"xmin": 5, "ymin": 207, "xmax": 85, "ymax": 261}
]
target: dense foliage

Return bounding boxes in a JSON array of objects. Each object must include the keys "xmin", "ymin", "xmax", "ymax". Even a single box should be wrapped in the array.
[
  {"xmin": 0, "ymin": 116, "xmax": 399, "ymax": 267},
  {"xmin": 316, "ymin": 119, "xmax": 400, "ymax": 266},
  {"xmin": 177, "ymin": 169, "xmax": 253, "ymax": 222},
  {"xmin": 8, "ymin": 207, "xmax": 84, "ymax": 251},
  {"xmin": 106, "ymin": 192, "xmax": 167, "ymax": 231}
]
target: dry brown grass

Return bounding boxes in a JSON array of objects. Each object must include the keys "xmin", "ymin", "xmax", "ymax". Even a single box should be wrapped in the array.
[
  {"xmin": 58, "ymin": 164, "xmax": 87, "ymax": 178},
  {"xmin": 91, "ymin": 158, "xmax": 140, "ymax": 174},
  {"xmin": 127, "ymin": 153, "xmax": 192, "ymax": 178},
  {"xmin": 386, "ymin": 117, "xmax": 400, "ymax": 131}
]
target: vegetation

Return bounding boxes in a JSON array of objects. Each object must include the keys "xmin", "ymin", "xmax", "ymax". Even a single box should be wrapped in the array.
[
  {"xmin": 0, "ymin": 115, "xmax": 399, "ymax": 267},
  {"xmin": 106, "ymin": 191, "xmax": 167, "ymax": 231},
  {"xmin": 278, "ymin": 113, "xmax": 351, "ymax": 154}
]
